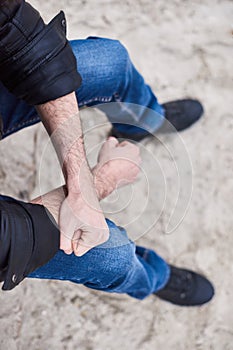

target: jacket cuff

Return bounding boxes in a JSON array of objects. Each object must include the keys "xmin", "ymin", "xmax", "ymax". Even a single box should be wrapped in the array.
[
  {"xmin": 0, "ymin": 196, "xmax": 60, "ymax": 291},
  {"xmin": 0, "ymin": 1, "xmax": 82, "ymax": 105}
]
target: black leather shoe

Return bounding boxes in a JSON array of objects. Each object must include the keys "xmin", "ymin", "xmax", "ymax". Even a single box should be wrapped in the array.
[
  {"xmin": 110, "ymin": 125, "xmax": 149, "ymax": 142},
  {"xmin": 110, "ymin": 99, "xmax": 203, "ymax": 141},
  {"xmin": 155, "ymin": 265, "xmax": 214, "ymax": 306},
  {"xmin": 160, "ymin": 99, "xmax": 204, "ymax": 132}
]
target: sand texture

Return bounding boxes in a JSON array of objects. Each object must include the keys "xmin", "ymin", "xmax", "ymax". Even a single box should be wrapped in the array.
[{"xmin": 0, "ymin": 0, "xmax": 232, "ymax": 349}]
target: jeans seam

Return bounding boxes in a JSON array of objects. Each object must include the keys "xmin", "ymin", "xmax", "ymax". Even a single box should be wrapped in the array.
[
  {"xmin": 79, "ymin": 95, "xmax": 113, "ymax": 107},
  {"xmin": 3, "ymin": 115, "xmax": 41, "ymax": 136}
]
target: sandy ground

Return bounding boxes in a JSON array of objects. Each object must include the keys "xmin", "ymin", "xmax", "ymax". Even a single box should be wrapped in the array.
[{"xmin": 0, "ymin": 0, "xmax": 233, "ymax": 349}]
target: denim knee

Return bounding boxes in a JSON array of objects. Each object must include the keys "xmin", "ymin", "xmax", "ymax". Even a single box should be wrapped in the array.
[
  {"xmin": 94, "ymin": 38, "xmax": 130, "ymax": 93},
  {"xmin": 70, "ymin": 37, "xmax": 131, "ymax": 101},
  {"xmin": 83, "ymin": 219, "xmax": 135, "ymax": 288}
]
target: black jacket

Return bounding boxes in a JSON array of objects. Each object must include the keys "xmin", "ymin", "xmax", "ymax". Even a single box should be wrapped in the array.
[
  {"xmin": 0, "ymin": 0, "xmax": 82, "ymax": 105},
  {"xmin": 0, "ymin": 196, "xmax": 60, "ymax": 290}
]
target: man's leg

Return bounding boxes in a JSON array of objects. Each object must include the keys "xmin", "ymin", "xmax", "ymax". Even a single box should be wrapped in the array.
[
  {"xmin": 28, "ymin": 218, "xmax": 214, "ymax": 306},
  {"xmin": 70, "ymin": 37, "xmax": 165, "ymax": 137},
  {"xmin": 28, "ymin": 219, "xmax": 170, "ymax": 300},
  {"xmin": 0, "ymin": 190, "xmax": 214, "ymax": 305},
  {"xmin": 71, "ymin": 37, "xmax": 203, "ymax": 139}
]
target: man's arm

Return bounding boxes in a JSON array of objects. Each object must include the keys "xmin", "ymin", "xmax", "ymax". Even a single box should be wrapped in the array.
[
  {"xmin": 36, "ymin": 92, "xmax": 109, "ymax": 256},
  {"xmin": 0, "ymin": 138, "xmax": 140, "ymax": 290},
  {"xmin": 31, "ymin": 137, "xmax": 141, "ymax": 255},
  {"xmin": 0, "ymin": 1, "xmax": 108, "ymax": 255}
]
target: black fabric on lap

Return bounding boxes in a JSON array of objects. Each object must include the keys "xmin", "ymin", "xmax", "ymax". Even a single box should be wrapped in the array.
[{"xmin": 0, "ymin": 196, "xmax": 59, "ymax": 291}]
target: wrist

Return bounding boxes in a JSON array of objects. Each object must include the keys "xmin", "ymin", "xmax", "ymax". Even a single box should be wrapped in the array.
[
  {"xmin": 94, "ymin": 177, "xmax": 112, "ymax": 201},
  {"xmin": 66, "ymin": 164, "xmax": 94, "ymax": 194},
  {"xmin": 92, "ymin": 165, "xmax": 116, "ymax": 200},
  {"xmin": 59, "ymin": 136, "xmax": 86, "ymax": 181}
]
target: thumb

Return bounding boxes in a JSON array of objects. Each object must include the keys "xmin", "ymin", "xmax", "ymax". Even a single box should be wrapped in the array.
[
  {"xmin": 97, "ymin": 136, "xmax": 119, "ymax": 162},
  {"xmin": 74, "ymin": 243, "xmax": 91, "ymax": 257},
  {"xmin": 60, "ymin": 230, "xmax": 73, "ymax": 254},
  {"xmin": 106, "ymin": 136, "xmax": 119, "ymax": 148},
  {"xmin": 59, "ymin": 205, "xmax": 77, "ymax": 254}
]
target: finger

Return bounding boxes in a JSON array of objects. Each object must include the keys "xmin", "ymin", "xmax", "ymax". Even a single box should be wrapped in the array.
[
  {"xmin": 74, "ymin": 244, "xmax": 91, "ymax": 257},
  {"xmin": 59, "ymin": 219, "xmax": 76, "ymax": 252},
  {"xmin": 72, "ymin": 229, "xmax": 82, "ymax": 251},
  {"xmin": 74, "ymin": 226, "xmax": 109, "ymax": 256},
  {"xmin": 117, "ymin": 140, "xmax": 129, "ymax": 147},
  {"xmin": 97, "ymin": 137, "xmax": 119, "ymax": 162},
  {"xmin": 106, "ymin": 136, "xmax": 119, "ymax": 147},
  {"xmin": 60, "ymin": 232, "xmax": 73, "ymax": 254},
  {"xmin": 72, "ymin": 229, "xmax": 82, "ymax": 243},
  {"xmin": 119, "ymin": 141, "xmax": 139, "ymax": 151}
]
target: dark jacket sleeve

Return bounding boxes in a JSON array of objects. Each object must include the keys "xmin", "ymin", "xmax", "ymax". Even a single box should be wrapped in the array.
[
  {"xmin": 0, "ymin": 0, "xmax": 82, "ymax": 105},
  {"xmin": 0, "ymin": 0, "xmax": 23, "ymax": 26},
  {"xmin": 0, "ymin": 195, "xmax": 60, "ymax": 291}
]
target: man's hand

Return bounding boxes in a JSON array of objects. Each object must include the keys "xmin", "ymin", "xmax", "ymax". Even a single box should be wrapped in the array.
[
  {"xmin": 60, "ymin": 137, "xmax": 141, "ymax": 256},
  {"xmin": 31, "ymin": 137, "xmax": 141, "ymax": 257},
  {"xmin": 59, "ymin": 185, "xmax": 109, "ymax": 256},
  {"xmin": 93, "ymin": 137, "xmax": 141, "ymax": 200}
]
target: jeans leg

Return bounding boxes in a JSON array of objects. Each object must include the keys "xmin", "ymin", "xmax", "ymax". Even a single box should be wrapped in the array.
[
  {"xmin": 0, "ymin": 37, "xmax": 164, "ymax": 139},
  {"xmin": 28, "ymin": 219, "xmax": 170, "ymax": 300},
  {"xmin": 72, "ymin": 37, "xmax": 165, "ymax": 135}
]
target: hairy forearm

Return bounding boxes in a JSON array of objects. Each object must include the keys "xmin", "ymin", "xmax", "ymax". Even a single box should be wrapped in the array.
[
  {"xmin": 36, "ymin": 92, "xmax": 92, "ymax": 188},
  {"xmin": 31, "ymin": 165, "xmax": 111, "ymax": 224},
  {"xmin": 36, "ymin": 92, "xmax": 80, "ymax": 135},
  {"xmin": 31, "ymin": 186, "xmax": 66, "ymax": 224}
]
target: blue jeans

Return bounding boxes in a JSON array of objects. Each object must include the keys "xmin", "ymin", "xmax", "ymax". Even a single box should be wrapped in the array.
[{"xmin": 0, "ymin": 37, "xmax": 170, "ymax": 299}]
